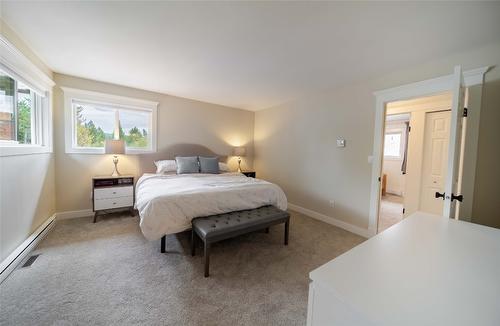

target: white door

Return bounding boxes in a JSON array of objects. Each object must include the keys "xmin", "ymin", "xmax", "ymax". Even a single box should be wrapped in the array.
[
  {"xmin": 419, "ymin": 110, "xmax": 451, "ymax": 215},
  {"xmin": 442, "ymin": 66, "xmax": 466, "ymax": 218}
]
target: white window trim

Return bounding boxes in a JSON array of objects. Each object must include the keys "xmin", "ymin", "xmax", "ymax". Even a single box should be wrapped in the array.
[
  {"xmin": 0, "ymin": 35, "xmax": 54, "ymax": 157},
  {"xmin": 62, "ymin": 87, "xmax": 158, "ymax": 154},
  {"xmin": 383, "ymin": 131, "xmax": 403, "ymax": 160}
]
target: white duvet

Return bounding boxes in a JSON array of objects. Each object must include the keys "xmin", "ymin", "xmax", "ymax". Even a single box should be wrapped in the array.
[{"xmin": 135, "ymin": 173, "xmax": 287, "ymax": 240}]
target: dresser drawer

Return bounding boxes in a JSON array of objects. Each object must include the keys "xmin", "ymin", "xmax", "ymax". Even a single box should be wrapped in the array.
[
  {"xmin": 94, "ymin": 186, "xmax": 133, "ymax": 200},
  {"xmin": 94, "ymin": 196, "xmax": 133, "ymax": 211}
]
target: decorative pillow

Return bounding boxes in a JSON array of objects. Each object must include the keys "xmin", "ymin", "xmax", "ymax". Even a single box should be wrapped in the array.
[
  {"xmin": 175, "ymin": 156, "xmax": 200, "ymax": 174},
  {"xmin": 219, "ymin": 162, "xmax": 230, "ymax": 172},
  {"xmin": 199, "ymin": 156, "xmax": 220, "ymax": 174},
  {"xmin": 154, "ymin": 160, "xmax": 177, "ymax": 174}
]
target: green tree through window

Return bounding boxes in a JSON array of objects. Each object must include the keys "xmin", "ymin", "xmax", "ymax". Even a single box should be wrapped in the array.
[
  {"xmin": 75, "ymin": 105, "xmax": 149, "ymax": 148},
  {"xmin": 17, "ymin": 97, "xmax": 31, "ymax": 144}
]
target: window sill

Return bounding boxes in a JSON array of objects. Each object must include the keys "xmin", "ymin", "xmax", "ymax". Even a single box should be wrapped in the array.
[
  {"xmin": 0, "ymin": 145, "xmax": 53, "ymax": 157},
  {"xmin": 383, "ymin": 156, "xmax": 403, "ymax": 161},
  {"xmin": 65, "ymin": 148, "xmax": 155, "ymax": 155}
]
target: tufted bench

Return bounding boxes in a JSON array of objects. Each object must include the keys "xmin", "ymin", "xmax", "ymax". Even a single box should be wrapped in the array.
[{"xmin": 191, "ymin": 205, "xmax": 290, "ymax": 277}]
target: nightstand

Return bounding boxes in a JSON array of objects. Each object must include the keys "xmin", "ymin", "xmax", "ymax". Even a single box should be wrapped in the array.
[
  {"xmin": 92, "ymin": 175, "xmax": 135, "ymax": 223},
  {"xmin": 242, "ymin": 171, "xmax": 256, "ymax": 178}
]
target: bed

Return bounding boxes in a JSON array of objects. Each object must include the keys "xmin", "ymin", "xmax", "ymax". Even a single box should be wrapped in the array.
[{"xmin": 135, "ymin": 172, "xmax": 288, "ymax": 240}]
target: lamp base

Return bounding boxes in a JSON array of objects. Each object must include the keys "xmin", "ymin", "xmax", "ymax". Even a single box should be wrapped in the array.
[
  {"xmin": 111, "ymin": 156, "xmax": 121, "ymax": 177},
  {"xmin": 237, "ymin": 158, "xmax": 242, "ymax": 173}
]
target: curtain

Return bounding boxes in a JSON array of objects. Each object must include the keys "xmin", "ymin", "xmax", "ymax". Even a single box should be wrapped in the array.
[{"xmin": 401, "ymin": 121, "xmax": 410, "ymax": 174}]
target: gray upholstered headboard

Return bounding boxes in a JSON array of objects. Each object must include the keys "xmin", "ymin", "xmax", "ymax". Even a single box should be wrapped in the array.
[{"xmin": 137, "ymin": 143, "xmax": 228, "ymax": 175}]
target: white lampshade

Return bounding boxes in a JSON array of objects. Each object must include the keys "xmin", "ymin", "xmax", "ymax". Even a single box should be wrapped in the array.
[
  {"xmin": 105, "ymin": 139, "xmax": 125, "ymax": 155},
  {"xmin": 232, "ymin": 146, "xmax": 246, "ymax": 157}
]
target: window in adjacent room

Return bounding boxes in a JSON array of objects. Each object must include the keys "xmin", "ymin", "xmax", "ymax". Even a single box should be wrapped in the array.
[
  {"xmin": 63, "ymin": 88, "xmax": 158, "ymax": 154},
  {"xmin": 384, "ymin": 132, "xmax": 402, "ymax": 158}
]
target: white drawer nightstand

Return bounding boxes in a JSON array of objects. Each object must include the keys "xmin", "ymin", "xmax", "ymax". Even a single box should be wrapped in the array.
[{"xmin": 92, "ymin": 175, "xmax": 135, "ymax": 223}]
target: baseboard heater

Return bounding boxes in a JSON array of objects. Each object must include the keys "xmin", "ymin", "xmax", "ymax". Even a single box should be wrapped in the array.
[{"xmin": 0, "ymin": 214, "xmax": 56, "ymax": 284}]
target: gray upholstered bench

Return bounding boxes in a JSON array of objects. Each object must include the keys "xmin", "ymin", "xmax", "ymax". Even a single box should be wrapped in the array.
[{"xmin": 191, "ymin": 205, "xmax": 290, "ymax": 277}]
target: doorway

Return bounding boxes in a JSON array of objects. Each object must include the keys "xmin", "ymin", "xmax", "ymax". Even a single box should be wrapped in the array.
[
  {"xmin": 378, "ymin": 113, "xmax": 409, "ymax": 232},
  {"xmin": 369, "ymin": 66, "xmax": 489, "ymax": 236},
  {"xmin": 378, "ymin": 92, "xmax": 453, "ymax": 232}
]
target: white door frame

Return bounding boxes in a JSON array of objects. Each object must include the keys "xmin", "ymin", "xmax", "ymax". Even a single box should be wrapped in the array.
[{"xmin": 368, "ymin": 66, "xmax": 489, "ymax": 236}]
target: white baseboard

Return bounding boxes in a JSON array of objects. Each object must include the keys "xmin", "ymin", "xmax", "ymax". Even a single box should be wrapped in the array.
[
  {"xmin": 55, "ymin": 209, "xmax": 93, "ymax": 220},
  {"xmin": 0, "ymin": 214, "xmax": 56, "ymax": 284},
  {"xmin": 287, "ymin": 203, "xmax": 374, "ymax": 238},
  {"xmin": 385, "ymin": 189, "xmax": 403, "ymax": 196}
]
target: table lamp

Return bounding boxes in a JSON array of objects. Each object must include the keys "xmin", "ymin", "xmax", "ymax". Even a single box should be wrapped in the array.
[
  {"xmin": 105, "ymin": 139, "xmax": 125, "ymax": 177},
  {"xmin": 232, "ymin": 146, "xmax": 246, "ymax": 172}
]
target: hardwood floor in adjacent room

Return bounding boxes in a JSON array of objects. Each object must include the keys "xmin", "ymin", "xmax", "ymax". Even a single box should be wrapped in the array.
[{"xmin": 0, "ymin": 210, "xmax": 365, "ymax": 326}]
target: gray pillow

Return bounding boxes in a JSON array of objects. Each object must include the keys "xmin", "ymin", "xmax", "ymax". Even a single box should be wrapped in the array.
[
  {"xmin": 199, "ymin": 156, "xmax": 220, "ymax": 174},
  {"xmin": 175, "ymin": 156, "xmax": 199, "ymax": 174}
]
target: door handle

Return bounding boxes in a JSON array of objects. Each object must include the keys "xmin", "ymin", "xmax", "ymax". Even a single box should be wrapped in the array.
[
  {"xmin": 435, "ymin": 192, "xmax": 445, "ymax": 200},
  {"xmin": 451, "ymin": 193, "xmax": 463, "ymax": 202}
]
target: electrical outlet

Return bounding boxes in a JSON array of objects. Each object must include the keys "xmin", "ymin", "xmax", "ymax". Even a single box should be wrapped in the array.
[{"xmin": 329, "ymin": 200, "xmax": 335, "ymax": 208}]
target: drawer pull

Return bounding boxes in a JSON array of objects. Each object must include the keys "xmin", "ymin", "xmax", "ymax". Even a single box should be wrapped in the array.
[
  {"xmin": 113, "ymin": 191, "xmax": 117, "ymax": 194},
  {"xmin": 113, "ymin": 202, "xmax": 117, "ymax": 205}
]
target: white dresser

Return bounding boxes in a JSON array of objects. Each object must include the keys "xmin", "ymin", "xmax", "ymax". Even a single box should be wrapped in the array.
[
  {"xmin": 92, "ymin": 175, "xmax": 135, "ymax": 222},
  {"xmin": 307, "ymin": 212, "xmax": 500, "ymax": 326}
]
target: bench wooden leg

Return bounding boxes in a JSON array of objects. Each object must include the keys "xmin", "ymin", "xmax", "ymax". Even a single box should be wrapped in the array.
[
  {"xmin": 204, "ymin": 241, "xmax": 210, "ymax": 277},
  {"xmin": 191, "ymin": 229, "xmax": 196, "ymax": 256},
  {"xmin": 284, "ymin": 220, "xmax": 289, "ymax": 245},
  {"xmin": 161, "ymin": 235, "xmax": 166, "ymax": 253}
]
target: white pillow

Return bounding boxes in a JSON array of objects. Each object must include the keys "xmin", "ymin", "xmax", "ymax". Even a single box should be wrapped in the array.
[
  {"xmin": 154, "ymin": 160, "xmax": 177, "ymax": 174},
  {"xmin": 219, "ymin": 162, "xmax": 230, "ymax": 172}
]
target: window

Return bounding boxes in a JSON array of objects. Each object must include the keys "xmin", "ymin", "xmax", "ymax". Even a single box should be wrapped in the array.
[
  {"xmin": 384, "ymin": 132, "xmax": 402, "ymax": 158},
  {"xmin": 0, "ymin": 35, "xmax": 54, "ymax": 156},
  {"xmin": 63, "ymin": 88, "xmax": 158, "ymax": 154},
  {"xmin": 0, "ymin": 72, "xmax": 43, "ymax": 145},
  {"xmin": 0, "ymin": 70, "xmax": 52, "ymax": 156}
]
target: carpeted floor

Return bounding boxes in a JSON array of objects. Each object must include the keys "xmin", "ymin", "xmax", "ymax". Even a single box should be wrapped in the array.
[
  {"xmin": 378, "ymin": 194, "xmax": 404, "ymax": 233},
  {"xmin": 0, "ymin": 210, "xmax": 365, "ymax": 326}
]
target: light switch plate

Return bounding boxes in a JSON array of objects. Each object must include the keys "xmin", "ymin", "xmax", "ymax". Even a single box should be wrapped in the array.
[{"xmin": 336, "ymin": 139, "xmax": 346, "ymax": 147}]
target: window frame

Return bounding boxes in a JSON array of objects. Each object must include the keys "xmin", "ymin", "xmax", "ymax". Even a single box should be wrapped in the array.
[
  {"xmin": 383, "ymin": 131, "xmax": 403, "ymax": 160},
  {"xmin": 0, "ymin": 36, "xmax": 54, "ymax": 157},
  {"xmin": 62, "ymin": 87, "xmax": 158, "ymax": 154}
]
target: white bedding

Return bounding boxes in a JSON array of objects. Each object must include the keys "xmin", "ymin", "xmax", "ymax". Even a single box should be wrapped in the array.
[{"xmin": 135, "ymin": 172, "xmax": 287, "ymax": 240}]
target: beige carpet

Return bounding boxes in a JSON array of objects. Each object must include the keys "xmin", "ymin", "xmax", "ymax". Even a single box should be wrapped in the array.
[
  {"xmin": 0, "ymin": 210, "xmax": 364, "ymax": 326},
  {"xmin": 378, "ymin": 194, "xmax": 404, "ymax": 232}
]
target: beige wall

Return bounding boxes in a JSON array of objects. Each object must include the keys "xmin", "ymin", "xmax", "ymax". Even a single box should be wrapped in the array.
[
  {"xmin": 53, "ymin": 74, "xmax": 255, "ymax": 213},
  {"xmin": 0, "ymin": 21, "xmax": 56, "ymax": 261},
  {"xmin": 472, "ymin": 79, "xmax": 500, "ymax": 228},
  {"xmin": 254, "ymin": 82, "xmax": 375, "ymax": 228},
  {"xmin": 255, "ymin": 42, "xmax": 500, "ymax": 230}
]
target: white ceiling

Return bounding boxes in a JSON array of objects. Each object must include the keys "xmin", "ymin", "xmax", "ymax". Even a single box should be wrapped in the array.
[{"xmin": 2, "ymin": 2, "xmax": 500, "ymax": 111}]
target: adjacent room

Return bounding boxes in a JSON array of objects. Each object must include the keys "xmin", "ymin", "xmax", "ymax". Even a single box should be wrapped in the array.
[
  {"xmin": 378, "ymin": 92, "xmax": 455, "ymax": 232},
  {"xmin": 379, "ymin": 112, "xmax": 409, "ymax": 232},
  {"xmin": 1, "ymin": 2, "xmax": 500, "ymax": 325}
]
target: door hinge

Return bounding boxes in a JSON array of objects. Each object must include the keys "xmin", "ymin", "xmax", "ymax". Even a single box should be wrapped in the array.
[
  {"xmin": 408, "ymin": 126, "xmax": 411, "ymax": 132},
  {"xmin": 378, "ymin": 177, "xmax": 381, "ymax": 182},
  {"xmin": 402, "ymin": 208, "xmax": 405, "ymax": 214},
  {"xmin": 463, "ymin": 107, "xmax": 468, "ymax": 117}
]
